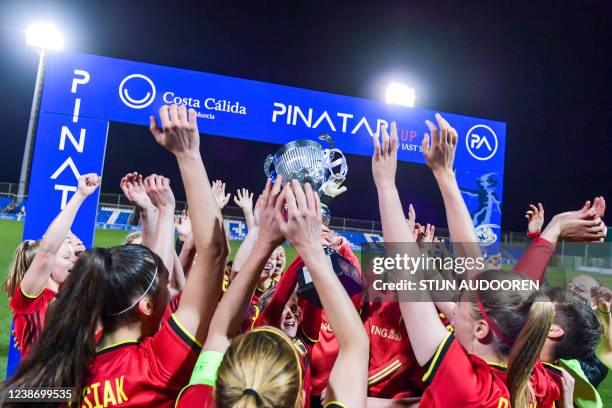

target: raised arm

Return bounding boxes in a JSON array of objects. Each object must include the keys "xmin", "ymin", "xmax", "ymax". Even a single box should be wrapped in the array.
[
  {"xmin": 373, "ymin": 121, "xmax": 447, "ymax": 366},
  {"xmin": 177, "ymin": 233, "xmax": 196, "ymax": 277},
  {"xmin": 423, "ymin": 114, "xmax": 481, "ymax": 259},
  {"xmin": 515, "ymin": 201, "xmax": 606, "ymax": 283},
  {"xmin": 277, "ymin": 180, "xmax": 369, "ymax": 408},
  {"xmin": 204, "ymin": 177, "xmax": 285, "ymax": 352},
  {"xmin": 21, "ymin": 174, "xmax": 100, "ymax": 296},
  {"xmin": 525, "ymin": 203, "xmax": 545, "ymax": 239},
  {"xmin": 119, "ymin": 172, "xmax": 157, "ymax": 246},
  {"xmin": 144, "ymin": 174, "xmax": 176, "ymax": 278},
  {"xmin": 234, "ymin": 188, "xmax": 255, "ymax": 230},
  {"xmin": 150, "ymin": 104, "xmax": 229, "ymax": 343}
]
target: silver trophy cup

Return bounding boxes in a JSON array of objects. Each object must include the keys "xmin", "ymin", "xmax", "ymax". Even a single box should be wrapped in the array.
[
  {"xmin": 263, "ymin": 135, "xmax": 358, "ymax": 305},
  {"xmin": 264, "ymin": 139, "xmax": 326, "ymax": 192},
  {"xmin": 264, "ymin": 134, "xmax": 347, "ymax": 196}
]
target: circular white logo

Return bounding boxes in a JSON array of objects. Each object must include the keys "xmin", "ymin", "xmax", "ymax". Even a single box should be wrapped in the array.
[
  {"xmin": 118, "ymin": 74, "xmax": 156, "ymax": 109},
  {"xmin": 465, "ymin": 124, "xmax": 498, "ymax": 161}
]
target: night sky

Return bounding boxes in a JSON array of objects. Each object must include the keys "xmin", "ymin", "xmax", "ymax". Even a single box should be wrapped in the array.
[{"xmin": 0, "ymin": 1, "xmax": 609, "ymax": 231}]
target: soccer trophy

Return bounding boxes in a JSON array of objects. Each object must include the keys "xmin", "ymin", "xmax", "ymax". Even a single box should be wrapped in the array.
[{"xmin": 264, "ymin": 134, "xmax": 361, "ymax": 305}]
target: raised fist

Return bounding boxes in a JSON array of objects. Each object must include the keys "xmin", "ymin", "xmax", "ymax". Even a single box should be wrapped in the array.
[{"xmin": 77, "ymin": 174, "xmax": 101, "ymax": 197}]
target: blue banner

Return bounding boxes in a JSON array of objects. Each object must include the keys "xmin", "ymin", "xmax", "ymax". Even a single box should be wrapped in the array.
[
  {"xmin": 40, "ymin": 52, "xmax": 505, "ymax": 174},
  {"xmin": 23, "ymin": 112, "xmax": 108, "ymax": 247}
]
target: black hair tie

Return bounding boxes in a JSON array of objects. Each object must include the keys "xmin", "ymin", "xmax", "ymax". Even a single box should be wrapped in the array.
[{"xmin": 242, "ymin": 388, "xmax": 262, "ymax": 404}]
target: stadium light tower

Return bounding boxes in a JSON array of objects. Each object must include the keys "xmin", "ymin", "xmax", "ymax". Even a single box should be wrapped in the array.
[
  {"xmin": 17, "ymin": 23, "xmax": 65, "ymax": 199},
  {"xmin": 385, "ymin": 82, "xmax": 416, "ymax": 108}
]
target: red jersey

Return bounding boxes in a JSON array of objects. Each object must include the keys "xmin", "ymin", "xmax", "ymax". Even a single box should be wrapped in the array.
[
  {"xmin": 163, "ymin": 293, "xmax": 182, "ymax": 322},
  {"xmin": 80, "ymin": 314, "xmax": 201, "ymax": 408},
  {"xmin": 9, "ymin": 285, "xmax": 56, "ymax": 356},
  {"xmin": 253, "ymin": 255, "xmax": 321, "ymax": 348},
  {"xmin": 421, "ymin": 333, "xmax": 561, "ymax": 408},
  {"xmin": 362, "ymin": 301, "xmax": 426, "ymax": 398},
  {"xmin": 492, "ymin": 361, "xmax": 562, "ymax": 408},
  {"xmin": 310, "ymin": 242, "xmax": 362, "ymax": 397},
  {"xmin": 420, "ymin": 332, "xmax": 510, "ymax": 407},
  {"xmin": 175, "ymin": 384, "xmax": 214, "ymax": 408},
  {"xmin": 253, "ymin": 256, "xmax": 318, "ymax": 408}
]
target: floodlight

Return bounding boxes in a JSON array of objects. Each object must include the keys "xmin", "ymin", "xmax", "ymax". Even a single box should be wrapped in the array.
[
  {"xmin": 385, "ymin": 82, "xmax": 415, "ymax": 107},
  {"xmin": 26, "ymin": 23, "xmax": 64, "ymax": 50}
]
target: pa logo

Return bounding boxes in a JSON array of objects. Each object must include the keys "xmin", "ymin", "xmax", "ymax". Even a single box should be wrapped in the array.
[
  {"xmin": 465, "ymin": 124, "xmax": 498, "ymax": 161},
  {"xmin": 118, "ymin": 74, "xmax": 156, "ymax": 109}
]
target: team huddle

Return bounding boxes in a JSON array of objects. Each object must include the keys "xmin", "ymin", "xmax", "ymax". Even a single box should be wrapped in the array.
[{"xmin": 1, "ymin": 105, "xmax": 610, "ymax": 408}]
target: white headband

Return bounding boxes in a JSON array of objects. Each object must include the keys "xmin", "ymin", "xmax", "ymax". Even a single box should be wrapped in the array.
[{"xmin": 109, "ymin": 266, "xmax": 159, "ymax": 317}]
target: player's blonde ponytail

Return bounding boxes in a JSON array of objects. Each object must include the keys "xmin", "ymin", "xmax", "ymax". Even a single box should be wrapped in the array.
[
  {"xmin": 507, "ymin": 293, "xmax": 554, "ymax": 408},
  {"xmin": 468, "ymin": 270, "xmax": 554, "ymax": 408},
  {"xmin": 2, "ymin": 239, "xmax": 39, "ymax": 297},
  {"xmin": 216, "ymin": 327, "xmax": 302, "ymax": 408}
]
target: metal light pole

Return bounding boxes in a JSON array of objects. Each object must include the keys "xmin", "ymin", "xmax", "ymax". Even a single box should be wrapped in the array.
[
  {"xmin": 17, "ymin": 50, "xmax": 46, "ymax": 199},
  {"xmin": 17, "ymin": 22, "xmax": 64, "ymax": 200}
]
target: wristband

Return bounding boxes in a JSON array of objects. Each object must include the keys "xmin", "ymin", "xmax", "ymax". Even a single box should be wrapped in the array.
[
  {"xmin": 526, "ymin": 230, "xmax": 542, "ymax": 240},
  {"xmin": 598, "ymin": 309, "xmax": 610, "ymax": 316},
  {"xmin": 189, "ymin": 350, "xmax": 225, "ymax": 386}
]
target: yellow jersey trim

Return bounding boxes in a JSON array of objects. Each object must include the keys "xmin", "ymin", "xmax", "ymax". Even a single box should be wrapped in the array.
[
  {"xmin": 323, "ymin": 402, "xmax": 350, "ymax": 408},
  {"xmin": 97, "ymin": 339, "xmax": 139, "ymax": 353},
  {"xmin": 171, "ymin": 314, "xmax": 203, "ymax": 348},
  {"xmin": 175, "ymin": 385, "xmax": 190, "ymax": 408},
  {"xmin": 487, "ymin": 361, "xmax": 508, "ymax": 369},
  {"xmin": 422, "ymin": 331, "xmax": 453, "ymax": 383},
  {"xmin": 301, "ymin": 326, "xmax": 320, "ymax": 343},
  {"xmin": 19, "ymin": 283, "xmax": 46, "ymax": 299}
]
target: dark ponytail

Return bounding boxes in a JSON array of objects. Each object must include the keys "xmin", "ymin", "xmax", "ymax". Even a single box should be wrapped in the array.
[{"xmin": 1, "ymin": 245, "xmax": 164, "ymax": 404}]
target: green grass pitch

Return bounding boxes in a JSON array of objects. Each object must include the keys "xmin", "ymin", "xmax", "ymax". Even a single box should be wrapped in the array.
[{"xmin": 0, "ymin": 219, "xmax": 609, "ymax": 403}]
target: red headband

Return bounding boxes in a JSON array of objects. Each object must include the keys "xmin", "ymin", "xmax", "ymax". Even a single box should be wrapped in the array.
[{"xmin": 475, "ymin": 291, "xmax": 515, "ymax": 346}]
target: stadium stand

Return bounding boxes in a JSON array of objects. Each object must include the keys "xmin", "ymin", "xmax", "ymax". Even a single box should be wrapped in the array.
[{"xmin": 94, "ymin": 206, "xmax": 135, "ymax": 230}]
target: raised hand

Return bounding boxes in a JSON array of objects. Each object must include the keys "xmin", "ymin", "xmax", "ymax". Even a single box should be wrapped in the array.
[
  {"xmin": 414, "ymin": 222, "xmax": 425, "ymax": 241},
  {"xmin": 175, "ymin": 210, "xmax": 192, "ymax": 241},
  {"xmin": 594, "ymin": 196, "xmax": 606, "ymax": 219},
  {"xmin": 144, "ymin": 174, "xmax": 176, "ymax": 211},
  {"xmin": 120, "ymin": 172, "xmax": 153, "ymax": 211},
  {"xmin": 406, "ymin": 203, "xmax": 416, "ymax": 233},
  {"xmin": 233, "ymin": 188, "xmax": 254, "ymax": 211},
  {"xmin": 423, "ymin": 223, "xmax": 436, "ymax": 243},
  {"xmin": 275, "ymin": 180, "xmax": 322, "ymax": 253},
  {"xmin": 212, "ymin": 180, "xmax": 231, "ymax": 209},
  {"xmin": 149, "ymin": 104, "xmax": 199, "ymax": 157},
  {"xmin": 372, "ymin": 121, "xmax": 399, "ymax": 189},
  {"xmin": 554, "ymin": 200, "xmax": 595, "ymax": 222},
  {"xmin": 422, "ymin": 113, "xmax": 458, "ymax": 176},
  {"xmin": 77, "ymin": 173, "xmax": 101, "ymax": 197},
  {"xmin": 525, "ymin": 203, "xmax": 545, "ymax": 233},
  {"xmin": 257, "ymin": 177, "xmax": 286, "ymax": 250},
  {"xmin": 559, "ymin": 217, "xmax": 606, "ymax": 242}
]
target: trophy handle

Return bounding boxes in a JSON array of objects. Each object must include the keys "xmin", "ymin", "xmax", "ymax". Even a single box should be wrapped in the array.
[
  {"xmin": 264, "ymin": 154, "xmax": 276, "ymax": 179},
  {"xmin": 323, "ymin": 148, "xmax": 348, "ymax": 181},
  {"xmin": 319, "ymin": 133, "xmax": 335, "ymax": 150}
]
